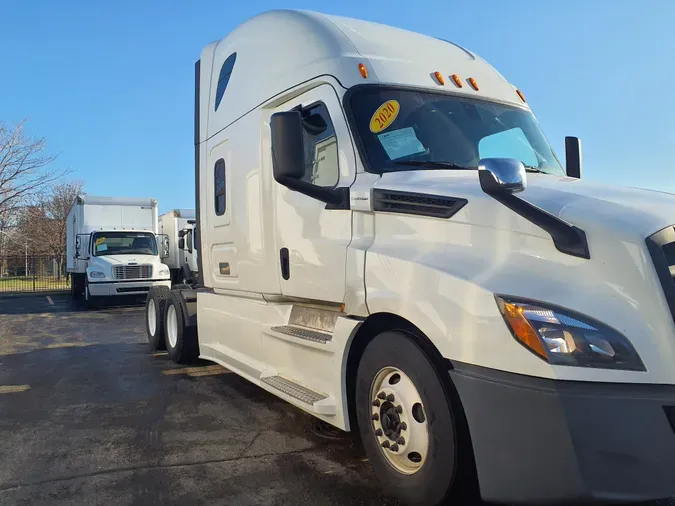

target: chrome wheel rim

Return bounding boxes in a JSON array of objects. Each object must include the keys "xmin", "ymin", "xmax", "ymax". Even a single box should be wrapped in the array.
[
  {"xmin": 147, "ymin": 299, "xmax": 156, "ymax": 336},
  {"xmin": 370, "ymin": 367, "xmax": 429, "ymax": 475},
  {"xmin": 167, "ymin": 304, "xmax": 178, "ymax": 348}
]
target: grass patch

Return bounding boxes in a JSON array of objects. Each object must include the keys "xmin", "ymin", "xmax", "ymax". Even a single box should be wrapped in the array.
[{"xmin": 0, "ymin": 276, "xmax": 69, "ymax": 292}]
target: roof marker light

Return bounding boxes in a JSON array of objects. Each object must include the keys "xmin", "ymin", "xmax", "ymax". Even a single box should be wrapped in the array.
[
  {"xmin": 516, "ymin": 89, "xmax": 527, "ymax": 103},
  {"xmin": 468, "ymin": 77, "xmax": 479, "ymax": 91},
  {"xmin": 433, "ymin": 71, "xmax": 445, "ymax": 85},
  {"xmin": 451, "ymin": 74, "xmax": 463, "ymax": 88},
  {"xmin": 358, "ymin": 63, "xmax": 368, "ymax": 79}
]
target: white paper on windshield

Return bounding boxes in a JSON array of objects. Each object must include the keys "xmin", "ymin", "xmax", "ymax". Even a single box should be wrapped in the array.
[
  {"xmin": 377, "ymin": 127, "xmax": 426, "ymax": 160},
  {"xmin": 96, "ymin": 243, "xmax": 108, "ymax": 252}
]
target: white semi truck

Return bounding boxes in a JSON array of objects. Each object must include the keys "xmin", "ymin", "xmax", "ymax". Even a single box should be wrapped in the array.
[
  {"xmin": 67, "ymin": 195, "xmax": 171, "ymax": 307},
  {"xmin": 158, "ymin": 209, "xmax": 198, "ymax": 285},
  {"xmin": 144, "ymin": 10, "xmax": 675, "ymax": 505}
]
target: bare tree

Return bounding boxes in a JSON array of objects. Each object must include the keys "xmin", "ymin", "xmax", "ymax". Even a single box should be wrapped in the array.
[
  {"xmin": 0, "ymin": 120, "xmax": 68, "ymax": 213},
  {"xmin": 17, "ymin": 182, "xmax": 83, "ymax": 280}
]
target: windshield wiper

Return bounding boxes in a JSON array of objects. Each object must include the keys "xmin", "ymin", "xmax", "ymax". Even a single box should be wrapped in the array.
[
  {"xmin": 523, "ymin": 165, "xmax": 546, "ymax": 173},
  {"xmin": 392, "ymin": 160, "xmax": 475, "ymax": 171}
]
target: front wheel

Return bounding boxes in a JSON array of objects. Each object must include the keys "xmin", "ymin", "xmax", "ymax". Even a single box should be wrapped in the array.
[{"xmin": 355, "ymin": 331, "xmax": 476, "ymax": 506}]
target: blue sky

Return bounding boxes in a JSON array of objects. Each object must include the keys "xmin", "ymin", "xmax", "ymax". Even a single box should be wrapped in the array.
[{"xmin": 1, "ymin": 0, "xmax": 674, "ymax": 212}]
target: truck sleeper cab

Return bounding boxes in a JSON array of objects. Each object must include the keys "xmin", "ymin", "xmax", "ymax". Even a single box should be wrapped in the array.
[
  {"xmin": 145, "ymin": 10, "xmax": 675, "ymax": 505},
  {"xmin": 67, "ymin": 196, "xmax": 172, "ymax": 307}
]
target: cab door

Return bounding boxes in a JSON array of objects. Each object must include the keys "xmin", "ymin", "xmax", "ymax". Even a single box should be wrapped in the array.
[{"xmin": 269, "ymin": 84, "xmax": 356, "ymax": 303}]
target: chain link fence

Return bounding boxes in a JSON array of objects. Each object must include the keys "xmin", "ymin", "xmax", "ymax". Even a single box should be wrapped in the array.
[{"xmin": 0, "ymin": 255, "xmax": 69, "ymax": 293}]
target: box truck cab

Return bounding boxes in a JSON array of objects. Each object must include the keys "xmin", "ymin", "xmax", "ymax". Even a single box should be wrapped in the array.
[
  {"xmin": 145, "ymin": 10, "xmax": 675, "ymax": 505},
  {"xmin": 158, "ymin": 209, "xmax": 198, "ymax": 285},
  {"xmin": 67, "ymin": 196, "xmax": 171, "ymax": 306}
]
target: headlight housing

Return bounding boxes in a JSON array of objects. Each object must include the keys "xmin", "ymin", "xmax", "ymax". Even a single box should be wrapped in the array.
[
  {"xmin": 89, "ymin": 271, "xmax": 105, "ymax": 279},
  {"xmin": 158, "ymin": 267, "xmax": 170, "ymax": 277},
  {"xmin": 496, "ymin": 296, "xmax": 645, "ymax": 371}
]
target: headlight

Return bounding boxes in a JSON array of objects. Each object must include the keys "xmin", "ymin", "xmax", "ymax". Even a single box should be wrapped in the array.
[
  {"xmin": 89, "ymin": 271, "xmax": 105, "ymax": 279},
  {"xmin": 158, "ymin": 267, "xmax": 169, "ymax": 277},
  {"xmin": 495, "ymin": 296, "xmax": 645, "ymax": 371}
]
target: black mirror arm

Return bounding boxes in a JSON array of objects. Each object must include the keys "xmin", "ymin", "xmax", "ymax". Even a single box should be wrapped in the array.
[{"xmin": 277, "ymin": 177, "xmax": 350, "ymax": 210}]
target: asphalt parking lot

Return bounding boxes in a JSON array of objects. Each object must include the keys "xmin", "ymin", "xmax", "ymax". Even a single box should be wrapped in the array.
[
  {"xmin": 0, "ymin": 294, "xmax": 673, "ymax": 506},
  {"xmin": 0, "ymin": 294, "xmax": 397, "ymax": 506}
]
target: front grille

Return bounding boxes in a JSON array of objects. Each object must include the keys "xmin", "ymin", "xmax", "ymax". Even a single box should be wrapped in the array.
[
  {"xmin": 646, "ymin": 226, "xmax": 675, "ymax": 325},
  {"xmin": 113, "ymin": 264, "xmax": 152, "ymax": 280}
]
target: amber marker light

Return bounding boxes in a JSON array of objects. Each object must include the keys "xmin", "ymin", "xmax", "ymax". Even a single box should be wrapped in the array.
[
  {"xmin": 433, "ymin": 71, "xmax": 445, "ymax": 85},
  {"xmin": 468, "ymin": 77, "xmax": 479, "ymax": 91},
  {"xmin": 358, "ymin": 63, "xmax": 368, "ymax": 78},
  {"xmin": 497, "ymin": 298, "xmax": 547, "ymax": 359}
]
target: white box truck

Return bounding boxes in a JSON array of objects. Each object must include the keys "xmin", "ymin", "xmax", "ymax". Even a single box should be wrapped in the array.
[
  {"xmin": 67, "ymin": 195, "xmax": 171, "ymax": 307},
  {"xmin": 158, "ymin": 209, "xmax": 198, "ymax": 285},
  {"xmin": 144, "ymin": 10, "xmax": 675, "ymax": 505}
]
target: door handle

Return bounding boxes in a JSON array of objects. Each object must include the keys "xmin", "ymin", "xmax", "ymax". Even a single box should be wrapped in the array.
[{"xmin": 280, "ymin": 248, "xmax": 290, "ymax": 280}]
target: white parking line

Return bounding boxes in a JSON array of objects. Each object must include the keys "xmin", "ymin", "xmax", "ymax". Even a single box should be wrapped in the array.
[
  {"xmin": 46, "ymin": 296, "xmax": 54, "ymax": 305},
  {"xmin": 0, "ymin": 385, "xmax": 30, "ymax": 394}
]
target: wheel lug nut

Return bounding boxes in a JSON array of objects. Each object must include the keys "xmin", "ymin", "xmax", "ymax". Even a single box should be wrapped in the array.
[
  {"xmin": 386, "ymin": 394, "xmax": 395, "ymax": 402},
  {"xmin": 391, "ymin": 444, "xmax": 399, "ymax": 452},
  {"xmin": 400, "ymin": 422, "xmax": 407, "ymax": 431},
  {"xmin": 395, "ymin": 405, "xmax": 403, "ymax": 414},
  {"xmin": 372, "ymin": 413, "xmax": 379, "ymax": 421},
  {"xmin": 381, "ymin": 441, "xmax": 390, "ymax": 449},
  {"xmin": 397, "ymin": 437, "xmax": 405, "ymax": 445},
  {"xmin": 372, "ymin": 400, "xmax": 380, "ymax": 407},
  {"xmin": 375, "ymin": 429, "xmax": 383, "ymax": 436},
  {"xmin": 377, "ymin": 392, "xmax": 386, "ymax": 400}
]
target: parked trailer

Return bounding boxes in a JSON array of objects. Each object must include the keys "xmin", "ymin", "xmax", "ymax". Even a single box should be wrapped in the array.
[
  {"xmin": 158, "ymin": 209, "xmax": 198, "ymax": 285},
  {"xmin": 67, "ymin": 195, "xmax": 171, "ymax": 307},
  {"xmin": 145, "ymin": 10, "xmax": 675, "ymax": 505}
]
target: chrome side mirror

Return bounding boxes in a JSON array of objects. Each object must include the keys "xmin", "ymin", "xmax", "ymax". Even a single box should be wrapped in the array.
[{"xmin": 478, "ymin": 158, "xmax": 527, "ymax": 194}]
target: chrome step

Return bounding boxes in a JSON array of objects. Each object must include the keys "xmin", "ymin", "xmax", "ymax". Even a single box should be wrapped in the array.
[
  {"xmin": 270, "ymin": 325, "xmax": 332, "ymax": 343},
  {"xmin": 261, "ymin": 375, "xmax": 327, "ymax": 405}
]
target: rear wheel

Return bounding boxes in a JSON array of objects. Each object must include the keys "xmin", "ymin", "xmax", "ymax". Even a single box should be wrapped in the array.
[
  {"xmin": 146, "ymin": 285, "xmax": 170, "ymax": 351},
  {"xmin": 164, "ymin": 291, "xmax": 199, "ymax": 364},
  {"xmin": 355, "ymin": 331, "xmax": 476, "ymax": 506},
  {"xmin": 70, "ymin": 275, "xmax": 78, "ymax": 300}
]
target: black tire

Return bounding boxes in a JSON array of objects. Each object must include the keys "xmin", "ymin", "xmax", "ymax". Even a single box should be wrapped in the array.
[
  {"xmin": 355, "ymin": 331, "xmax": 476, "ymax": 506},
  {"xmin": 84, "ymin": 278, "xmax": 97, "ymax": 310},
  {"xmin": 164, "ymin": 291, "xmax": 199, "ymax": 364},
  {"xmin": 70, "ymin": 275, "xmax": 77, "ymax": 300},
  {"xmin": 146, "ymin": 285, "xmax": 170, "ymax": 351},
  {"xmin": 71, "ymin": 274, "xmax": 84, "ymax": 302}
]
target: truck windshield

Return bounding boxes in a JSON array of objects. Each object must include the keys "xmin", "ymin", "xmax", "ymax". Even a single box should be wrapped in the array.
[
  {"xmin": 346, "ymin": 86, "xmax": 564, "ymax": 175},
  {"xmin": 92, "ymin": 232, "xmax": 158, "ymax": 257}
]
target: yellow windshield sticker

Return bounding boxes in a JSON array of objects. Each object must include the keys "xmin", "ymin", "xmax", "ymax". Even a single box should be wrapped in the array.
[
  {"xmin": 95, "ymin": 237, "xmax": 106, "ymax": 246},
  {"xmin": 369, "ymin": 100, "xmax": 400, "ymax": 133}
]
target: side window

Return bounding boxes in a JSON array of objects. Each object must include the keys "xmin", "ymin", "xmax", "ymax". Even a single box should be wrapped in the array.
[
  {"xmin": 300, "ymin": 103, "xmax": 339, "ymax": 188},
  {"xmin": 478, "ymin": 127, "xmax": 538, "ymax": 167},
  {"xmin": 214, "ymin": 159, "xmax": 226, "ymax": 216},
  {"xmin": 214, "ymin": 53, "xmax": 237, "ymax": 112}
]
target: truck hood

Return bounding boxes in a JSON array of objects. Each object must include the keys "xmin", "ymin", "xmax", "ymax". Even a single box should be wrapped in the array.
[{"xmin": 375, "ymin": 171, "xmax": 675, "ymax": 239}]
